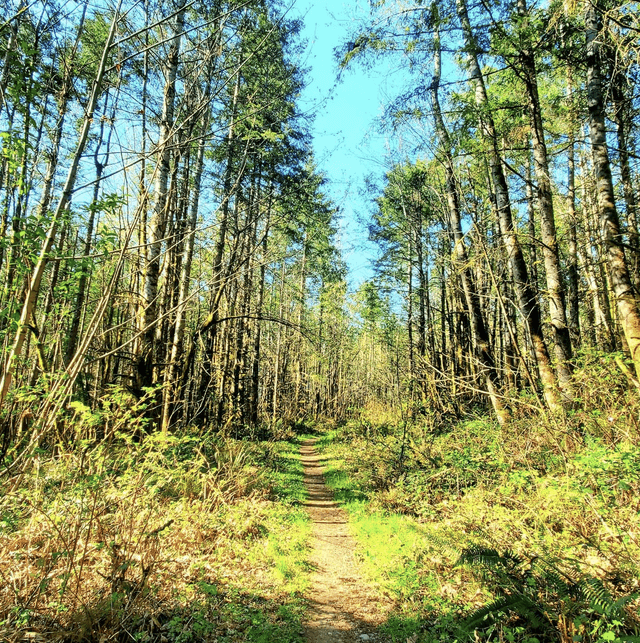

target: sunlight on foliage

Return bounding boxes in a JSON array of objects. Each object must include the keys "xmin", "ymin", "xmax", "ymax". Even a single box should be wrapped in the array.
[{"xmin": 0, "ymin": 432, "xmax": 310, "ymax": 642}]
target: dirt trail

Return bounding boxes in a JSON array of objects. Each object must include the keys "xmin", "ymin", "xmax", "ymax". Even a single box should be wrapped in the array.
[{"xmin": 301, "ymin": 439, "xmax": 392, "ymax": 643}]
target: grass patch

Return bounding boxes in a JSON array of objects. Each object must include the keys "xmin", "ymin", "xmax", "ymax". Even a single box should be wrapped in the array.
[{"xmin": 260, "ymin": 437, "xmax": 311, "ymax": 595}]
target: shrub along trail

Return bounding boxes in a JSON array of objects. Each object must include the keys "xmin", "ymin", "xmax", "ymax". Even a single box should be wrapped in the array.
[{"xmin": 301, "ymin": 439, "xmax": 392, "ymax": 643}]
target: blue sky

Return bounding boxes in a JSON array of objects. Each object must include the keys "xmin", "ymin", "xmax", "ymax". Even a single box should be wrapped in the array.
[{"xmin": 295, "ymin": 0, "xmax": 405, "ymax": 287}]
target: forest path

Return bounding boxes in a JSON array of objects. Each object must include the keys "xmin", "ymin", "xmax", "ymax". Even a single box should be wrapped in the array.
[{"xmin": 301, "ymin": 439, "xmax": 392, "ymax": 643}]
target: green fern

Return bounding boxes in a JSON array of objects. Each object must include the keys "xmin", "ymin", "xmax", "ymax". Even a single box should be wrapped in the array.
[
  {"xmin": 456, "ymin": 546, "xmax": 525, "ymax": 571},
  {"xmin": 579, "ymin": 577, "xmax": 639, "ymax": 618},
  {"xmin": 464, "ymin": 594, "xmax": 544, "ymax": 630},
  {"xmin": 530, "ymin": 559, "xmax": 579, "ymax": 601},
  {"xmin": 423, "ymin": 530, "xmax": 463, "ymax": 561},
  {"xmin": 455, "ymin": 545, "xmax": 639, "ymax": 641},
  {"xmin": 456, "ymin": 547, "xmax": 551, "ymax": 631}
]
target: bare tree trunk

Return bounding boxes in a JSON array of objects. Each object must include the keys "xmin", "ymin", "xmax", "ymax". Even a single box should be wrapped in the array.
[
  {"xmin": 407, "ymin": 232, "xmax": 415, "ymax": 382},
  {"xmin": 525, "ymin": 154, "xmax": 538, "ymax": 289},
  {"xmin": 585, "ymin": 1, "xmax": 640, "ymax": 376},
  {"xmin": 457, "ymin": 0, "xmax": 561, "ymax": 412},
  {"xmin": 0, "ymin": 0, "xmax": 26, "ymax": 118},
  {"xmin": 272, "ymin": 260, "xmax": 286, "ymax": 425},
  {"xmin": 250, "ymin": 204, "xmax": 270, "ymax": 426},
  {"xmin": 566, "ymin": 103, "xmax": 581, "ymax": 346},
  {"xmin": 295, "ymin": 228, "xmax": 307, "ymax": 413}
]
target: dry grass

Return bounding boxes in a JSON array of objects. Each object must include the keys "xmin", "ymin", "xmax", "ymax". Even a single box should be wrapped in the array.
[{"xmin": 0, "ymin": 432, "xmax": 309, "ymax": 642}]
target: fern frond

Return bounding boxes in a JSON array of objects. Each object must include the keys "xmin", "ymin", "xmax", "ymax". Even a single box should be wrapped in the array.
[
  {"xmin": 463, "ymin": 593, "xmax": 543, "ymax": 630},
  {"xmin": 423, "ymin": 531, "xmax": 461, "ymax": 561},
  {"xmin": 531, "ymin": 564, "xmax": 577, "ymax": 600},
  {"xmin": 578, "ymin": 577, "xmax": 624, "ymax": 617},
  {"xmin": 463, "ymin": 595, "xmax": 520, "ymax": 629},
  {"xmin": 456, "ymin": 546, "xmax": 524, "ymax": 571},
  {"xmin": 613, "ymin": 592, "xmax": 639, "ymax": 612}
]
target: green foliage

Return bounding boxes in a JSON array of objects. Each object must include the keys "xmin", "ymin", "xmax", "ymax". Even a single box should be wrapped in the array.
[
  {"xmin": 457, "ymin": 546, "xmax": 639, "ymax": 643},
  {"xmin": 0, "ymin": 433, "xmax": 311, "ymax": 641},
  {"xmin": 316, "ymin": 402, "xmax": 640, "ymax": 643}
]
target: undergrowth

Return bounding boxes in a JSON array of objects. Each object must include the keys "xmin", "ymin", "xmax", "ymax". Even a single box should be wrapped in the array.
[
  {"xmin": 0, "ymin": 429, "xmax": 310, "ymax": 642},
  {"xmin": 317, "ymin": 355, "xmax": 640, "ymax": 643}
]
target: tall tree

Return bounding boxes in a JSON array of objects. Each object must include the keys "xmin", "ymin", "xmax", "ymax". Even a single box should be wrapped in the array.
[{"xmin": 584, "ymin": 0, "xmax": 640, "ymax": 378}]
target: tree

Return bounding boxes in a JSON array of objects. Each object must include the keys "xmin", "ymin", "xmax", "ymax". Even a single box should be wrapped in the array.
[{"xmin": 584, "ymin": 0, "xmax": 640, "ymax": 378}]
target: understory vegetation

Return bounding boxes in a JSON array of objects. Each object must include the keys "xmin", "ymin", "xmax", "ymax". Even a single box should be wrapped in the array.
[
  {"xmin": 0, "ymin": 431, "xmax": 311, "ymax": 642},
  {"xmin": 1, "ymin": 356, "xmax": 640, "ymax": 643},
  {"xmin": 317, "ymin": 358, "xmax": 640, "ymax": 643}
]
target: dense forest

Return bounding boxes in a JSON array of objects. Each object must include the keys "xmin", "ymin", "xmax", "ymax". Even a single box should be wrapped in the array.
[{"xmin": 0, "ymin": 0, "xmax": 639, "ymax": 640}]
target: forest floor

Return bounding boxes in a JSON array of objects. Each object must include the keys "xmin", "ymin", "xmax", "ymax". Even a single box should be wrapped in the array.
[
  {"xmin": 301, "ymin": 439, "xmax": 392, "ymax": 643},
  {"xmin": 2, "ymin": 400, "xmax": 640, "ymax": 643}
]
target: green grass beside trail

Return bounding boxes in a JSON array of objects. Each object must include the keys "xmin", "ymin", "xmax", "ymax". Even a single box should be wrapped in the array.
[
  {"xmin": 0, "ymin": 431, "xmax": 314, "ymax": 643},
  {"xmin": 315, "ymin": 417, "xmax": 640, "ymax": 643}
]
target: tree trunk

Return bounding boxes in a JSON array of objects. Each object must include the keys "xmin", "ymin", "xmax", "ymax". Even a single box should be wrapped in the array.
[
  {"xmin": 160, "ymin": 128, "xmax": 207, "ymax": 434},
  {"xmin": 585, "ymin": 1, "xmax": 640, "ymax": 376},
  {"xmin": 457, "ymin": 0, "xmax": 561, "ymax": 412},
  {"xmin": 611, "ymin": 71, "xmax": 640, "ymax": 293},
  {"xmin": 517, "ymin": 0, "xmax": 573, "ymax": 398},
  {"xmin": 138, "ymin": 1, "xmax": 186, "ymax": 392},
  {"xmin": 66, "ymin": 88, "xmax": 115, "ymax": 364},
  {"xmin": 430, "ymin": 11, "xmax": 509, "ymax": 423}
]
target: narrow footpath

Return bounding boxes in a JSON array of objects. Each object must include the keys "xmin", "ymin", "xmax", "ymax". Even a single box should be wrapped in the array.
[{"xmin": 301, "ymin": 439, "xmax": 392, "ymax": 643}]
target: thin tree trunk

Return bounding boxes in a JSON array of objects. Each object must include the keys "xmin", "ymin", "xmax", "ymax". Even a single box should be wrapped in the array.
[
  {"xmin": 457, "ymin": 0, "xmax": 561, "ymax": 413},
  {"xmin": 250, "ymin": 205, "xmax": 270, "ymax": 426},
  {"xmin": 0, "ymin": 2, "xmax": 122, "ymax": 412},
  {"xmin": 407, "ymin": 231, "xmax": 415, "ymax": 382},
  {"xmin": 272, "ymin": 261, "xmax": 286, "ymax": 425},
  {"xmin": 611, "ymin": 72, "xmax": 640, "ymax": 292},
  {"xmin": 430, "ymin": 12, "xmax": 508, "ymax": 423},
  {"xmin": 566, "ymin": 92, "xmax": 581, "ymax": 346},
  {"xmin": 0, "ymin": 0, "xmax": 26, "ymax": 118},
  {"xmin": 160, "ymin": 127, "xmax": 207, "ymax": 434},
  {"xmin": 66, "ymin": 87, "xmax": 115, "ymax": 364},
  {"xmin": 517, "ymin": 0, "xmax": 573, "ymax": 398},
  {"xmin": 138, "ymin": 1, "xmax": 186, "ymax": 391}
]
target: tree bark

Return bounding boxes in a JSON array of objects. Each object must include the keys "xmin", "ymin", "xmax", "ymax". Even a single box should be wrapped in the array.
[{"xmin": 585, "ymin": 1, "xmax": 640, "ymax": 376}]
